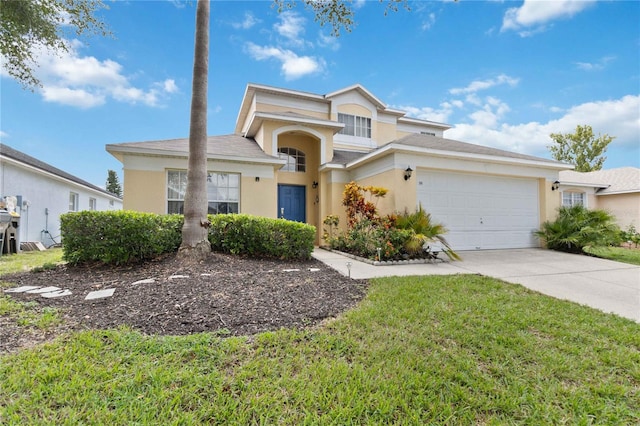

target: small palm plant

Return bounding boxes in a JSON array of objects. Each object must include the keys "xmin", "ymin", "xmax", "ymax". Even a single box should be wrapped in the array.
[
  {"xmin": 536, "ymin": 205, "xmax": 620, "ymax": 253},
  {"xmin": 395, "ymin": 205, "xmax": 461, "ymax": 261}
]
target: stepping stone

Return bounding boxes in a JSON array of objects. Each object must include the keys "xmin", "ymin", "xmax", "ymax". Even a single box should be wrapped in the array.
[
  {"xmin": 131, "ymin": 278, "xmax": 156, "ymax": 285},
  {"xmin": 41, "ymin": 289, "xmax": 72, "ymax": 298},
  {"xmin": 282, "ymin": 269, "xmax": 300, "ymax": 272},
  {"xmin": 85, "ymin": 288, "xmax": 115, "ymax": 300},
  {"xmin": 200, "ymin": 273, "xmax": 212, "ymax": 277},
  {"xmin": 26, "ymin": 286, "xmax": 61, "ymax": 294},
  {"xmin": 169, "ymin": 275, "xmax": 189, "ymax": 280},
  {"xmin": 4, "ymin": 286, "xmax": 41, "ymax": 293}
]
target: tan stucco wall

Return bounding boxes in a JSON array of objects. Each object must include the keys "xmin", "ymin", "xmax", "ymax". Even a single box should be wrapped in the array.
[
  {"xmin": 595, "ymin": 193, "xmax": 640, "ymax": 229},
  {"xmin": 542, "ymin": 179, "xmax": 561, "ymax": 224},
  {"xmin": 355, "ymin": 168, "xmax": 417, "ymax": 217},
  {"xmin": 377, "ymin": 121, "xmax": 398, "ymax": 145},
  {"xmin": 241, "ymin": 175, "xmax": 277, "ymax": 218},
  {"xmin": 123, "ymin": 170, "xmax": 166, "ymax": 213}
]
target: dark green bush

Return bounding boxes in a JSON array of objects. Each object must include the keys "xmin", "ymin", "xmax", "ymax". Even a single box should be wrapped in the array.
[
  {"xmin": 536, "ymin": 205, "xmax": 621, "ymax": 254},
  {"xmin": 208, "ymin": 214, "xmax": 315, "ymax": 260},
  {"xmin": 62, "ymin": 211, "xmax": 315, "ymax": 265},
  {"xmin": 329, "ymin": 218, "xmax": 411, "ymax": 261},
  {"xmin": 61, "ymin": 211, "xmax": 183, "ymax": 265}
]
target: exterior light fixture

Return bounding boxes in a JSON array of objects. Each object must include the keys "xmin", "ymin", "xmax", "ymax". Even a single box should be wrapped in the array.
[
  {"xmin": 255, "ymin": 176, "xmax": 260, "ymax": 182},
  {"xmin": 312, "ymin": 181, "xmax": 318, "ymax": 188},
  {"xmin": 551, "ymin": 180, "xmax": 560, "ymax": 191},
  {"xmin": 404, "ymin": 166, "xmax": 413, "ymax": 181}
]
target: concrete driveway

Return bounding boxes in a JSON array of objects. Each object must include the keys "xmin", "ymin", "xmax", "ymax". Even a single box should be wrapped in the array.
[{"xmin": 312, "ymin": 248, "xmax": 640, "ymax": 322}]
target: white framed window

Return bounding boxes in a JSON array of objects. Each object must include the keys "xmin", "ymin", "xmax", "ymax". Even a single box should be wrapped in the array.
[
  {"xmin": 278, "ymin": 147, "xmax": 306, "ymax": 172},
  {"xmin": 562, "ymin": 191, "xmax": 585, "ymax": 207},
  {"xmin": 338, "ymin": 113, "xmax": 371, "ymax": 138},
  {"xmin": 167, "ymin": 170, "xmax": 240, "ymax": 215},
  {"xmin": 69, "ymin": 192, "xmax": 79, "ymax": 212},
  {"xmin": 89, "ymin": 198, "xmax": 97, "ymax": 211}
]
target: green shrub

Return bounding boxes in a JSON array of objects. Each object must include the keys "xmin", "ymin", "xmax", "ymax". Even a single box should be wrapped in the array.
[
  {"xmin": 208, "ymin": 214, "xmax": 315, "ymax": 260},
  {"xmin": 536, "ymin": 205, "xmax": 621, "ymax": 254},
  {"xmin": 620, "ymin": 224, "xmax": 640, "ymax": 248},
  {"xmin": 395, "ymin": 205, "xmax": 460, "ymax": 261},
  {"xmin": 330, "ymin": 218, "xmax": 411, "ymax": 261},
  {"xmin": 61, "ymin": 211, "xmax": 183, "ymax": 265}
]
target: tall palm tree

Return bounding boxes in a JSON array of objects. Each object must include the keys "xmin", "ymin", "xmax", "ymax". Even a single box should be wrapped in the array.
[{"xmin": 179, "ymin": 0, "xmax": 211, "ymax": 258}]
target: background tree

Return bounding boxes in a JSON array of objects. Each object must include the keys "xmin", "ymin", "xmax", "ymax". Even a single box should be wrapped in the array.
[
  {"xmin": 0, "ymin": 0, "xmax": 110, "ymax": 90},
  {"xmin": 178, "ymin": 0, "xmax": 211, "ymax": 259},
  {"xmin": 105, "ymin": 170, "xmax": 122, "ymax": 197},
  {"xmin": 548, "ymin": 125, "xmax": 614, "ymax": 172}
]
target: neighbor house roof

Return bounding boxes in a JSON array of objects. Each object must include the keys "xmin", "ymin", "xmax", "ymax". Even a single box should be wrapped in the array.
[
  {"xmin": 559, "ymin": 167, "xmax": 640, "ymax": 195},
  {"xmin": 0, "ymin": 143, "xmax": 121, "ymax": 199},
  {"xmin": 326, "ymin": 133, "xmax": 569, "ymax": 170},
  {"xmin": 106, "ymin": 134, "xmax": 283, "ymax": 165}
]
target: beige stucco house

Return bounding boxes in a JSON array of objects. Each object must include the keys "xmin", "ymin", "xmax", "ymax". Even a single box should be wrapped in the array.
[
  {"xmin": 106, "ymin": 83, "xmax": 570, "ymax": 250},
  {"xmin": 558, "ymin": 168, "xmax": 640, "ymax": 229}
]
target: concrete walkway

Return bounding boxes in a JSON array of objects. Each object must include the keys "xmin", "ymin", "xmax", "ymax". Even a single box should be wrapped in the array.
[{"xmin": 312, "ymin": 248, "xmax": 640, "ymax": 323}]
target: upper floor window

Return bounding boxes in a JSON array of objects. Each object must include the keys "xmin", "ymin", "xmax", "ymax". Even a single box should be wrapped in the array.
[
  {"xmin": 562, "ymin": 192, "xmax": 585, "ymax": 207},
  {"xmin": 167, "ymin": 170, "xmax": 240, "ymax": 215},
  {"xmin": 338, "ymin": 113, "xmax": 371, "ymax": 138},
  {"xmin": 89, "ymin": 198, "xmax": 97, "ymax": 211},
  {"xmin": 278, "ymin": 147, "xmax": 306, "ymax": 172},
  {"xmin": 421, "ymin": 131, "xmax": 436, "ymax": 136},
  {"xmin": 69, "ymin": 192, "xmax": 79, "ymax": 212}
]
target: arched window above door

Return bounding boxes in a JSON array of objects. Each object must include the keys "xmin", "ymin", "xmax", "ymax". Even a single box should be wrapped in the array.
[{"xmin": 278, "ymin": 147, "xmax": 306, "ymax": 172}]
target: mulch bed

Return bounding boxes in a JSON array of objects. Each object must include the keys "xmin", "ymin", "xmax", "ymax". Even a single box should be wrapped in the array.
[{"xmin": 0, "ymin": 252, "xmax": 368, "ymax": 354}]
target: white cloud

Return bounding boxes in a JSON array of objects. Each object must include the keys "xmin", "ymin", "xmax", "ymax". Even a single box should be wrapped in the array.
[
  {"xmin": 274, "ymin": 11, "xmax": 306, "ymax": 44},
  {"xmin": 318, "ymin": 32, "xmax": 340, "ymax": 51},
  {"xmin": 25, "ymin": 39, "xmax": 177, "ymax": 108},
  {"xmin": 0, "ymin": 131, "xmax": 9, "ymax": 140},
  {"xmin": 232, "ymin": 12, "xmax": 260, "ymax": 30},
  {"xmin": 575, "ymin": 55, "xmax": 616, "ymax": 71},
  {"xmin": 422, "ymin": 13, "xmax": 436, "ymax": 31},
  {"xmin": 245, "ymin": 42, "xmax": 325, "ymax": 80},
  {"xmin": 502, "ymin": 0, "xmax": 596, "ymax": 35},
  {"xmin": 446, "ymin": 95, "xmax": 640, "ymax": 156},
  {"xmin": 449, "ymin": 74, "xmax": 519, "ymax": 95}
]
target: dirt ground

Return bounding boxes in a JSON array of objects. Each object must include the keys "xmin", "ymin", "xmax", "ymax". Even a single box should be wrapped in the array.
[{"xmin": 0, "ymin": 252, "xmax": 367, "ymax": 354}]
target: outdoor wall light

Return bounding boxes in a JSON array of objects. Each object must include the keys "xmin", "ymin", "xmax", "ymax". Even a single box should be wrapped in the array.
[
  {"xmin": 551, "ymin": 180, "xmax": 560, "ymax": 191},
  {"xmin": 312, "ymin": 181, "xmax": 318, "ymax": 188},
  {"xmin": 255, "ymin": 176, "xmax": 260, "ymax": 182},
  {"xmin": 404, "ymin": 166, "xmax": 413, "ymax": 181}
]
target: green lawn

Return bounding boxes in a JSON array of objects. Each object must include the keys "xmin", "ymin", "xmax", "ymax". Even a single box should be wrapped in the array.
[
  {"xmin": 0, "ymin": 248, "xmax": 64, "ymax": 276},
  {"xmin": 584, "ymin": 245, "xmax": 640, "ymax": 266},
  {"xmin": 2, "ymin": 274, "xmax": 638, "ymax": 424}
]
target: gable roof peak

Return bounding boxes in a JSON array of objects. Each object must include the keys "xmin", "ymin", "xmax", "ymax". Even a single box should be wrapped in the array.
[{"xmin": 324, "ymin": 84, "xmax": 386, "ymax": 109}]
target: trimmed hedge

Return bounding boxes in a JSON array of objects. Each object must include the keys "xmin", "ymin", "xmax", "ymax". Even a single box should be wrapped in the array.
[
  {"xmin": 208, "ymin": 214, "xmax": 315, "ymax": 260},
  {"xmin": 60, "ymin": 211, "xmax": 315, "ymax": 265},
  {"xmin": 61, "ymin": 211, "xmax": 183, "ymax": 265}
]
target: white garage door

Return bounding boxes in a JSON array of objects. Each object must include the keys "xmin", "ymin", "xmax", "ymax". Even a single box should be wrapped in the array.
[{"xmin": 417, "ymin": 171, "xmax": 539, "ymax": 250}]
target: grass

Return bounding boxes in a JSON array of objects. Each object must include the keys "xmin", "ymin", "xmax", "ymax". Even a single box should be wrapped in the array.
[
  {"xmin": 1, "ymin": 274, "xmax": 638, "ymax": 424},
  {"xmin": 584, "ymin": 245, "xmax": 640, "ymax": 266},
  {"xmin": 0, "ymin": 248, "xmax": 64, "ymax": 276}
]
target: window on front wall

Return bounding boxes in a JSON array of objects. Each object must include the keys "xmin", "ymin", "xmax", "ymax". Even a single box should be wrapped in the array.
[
  {"xmin": 89, "ymin": 198, "xmax": 97, "ymax": 211},
  {"xmin": 69, "ymin": 192, "xmax": 79, "ymax": 212},
  {"xmin": 167, "ymin": 170, "xmax": 240, "ymax": 215},
  {"xmin": 278, "ymin": 147, "xmax": 306, "ymax": 172},
  {"xmin": 338, "ymin": 113, "xmax": 371, "ymax": 138},
  {"xmin": 562, "ymin": 191, "xmax": 585, "ymax": 207}
]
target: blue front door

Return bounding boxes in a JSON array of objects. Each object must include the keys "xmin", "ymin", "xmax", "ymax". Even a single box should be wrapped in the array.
[{"xmin": 278, "ymin": 185, "xmax": 306, "ymax": 222}]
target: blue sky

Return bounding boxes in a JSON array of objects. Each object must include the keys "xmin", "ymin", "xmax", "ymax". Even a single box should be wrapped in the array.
[{"xmin": 1, "ymin": 0, "xmax": 639, "ymax": 188}]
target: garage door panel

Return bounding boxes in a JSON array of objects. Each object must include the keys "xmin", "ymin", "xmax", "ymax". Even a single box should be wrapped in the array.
[{"xmin": 417, "ymin": 171, "xmax": 539, "ymax": 251}]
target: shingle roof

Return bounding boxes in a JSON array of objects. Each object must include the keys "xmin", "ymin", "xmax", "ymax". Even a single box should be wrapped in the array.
[
  {"xmin": 330, "ymin": 150, "xmax": 368, "ymax": 165},
  {"xmin": 0, "ymin": 143, "xmax": 120, "ymax": 199},
  {"xmin": 559, "ymin": 167, "xmax": 640, "ymax": 194},
  {"xmin": 389, "ymin": 133, "xmax": 566, "ymax": 165},
  {"xmin": 107, "ymin": 134, "xmax": 280, "ymax": 162}
]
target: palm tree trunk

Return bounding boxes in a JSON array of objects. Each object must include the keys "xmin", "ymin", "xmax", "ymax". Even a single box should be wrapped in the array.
[{"xmin": 179, "ymin": 0, "xmax": 211, "ymax": 258}]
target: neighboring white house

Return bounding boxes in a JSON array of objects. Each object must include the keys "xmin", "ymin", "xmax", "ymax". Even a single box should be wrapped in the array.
[{"xmin": 0, "ymin": 144, "xmax": 123, "ymax": 248}]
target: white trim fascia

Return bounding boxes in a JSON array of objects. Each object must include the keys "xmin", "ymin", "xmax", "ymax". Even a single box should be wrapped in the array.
[
  {"xmin": 596, "ymin": 189, "xmax": 640, "ymax": 196},
  {"xmin": 345, "ymin": 143, "xmax": 570, "ymax": 170},
  {"xmin": 319, "ymin": 163, "xmax": 347, "ymax": 172},
  {"xmin": 245, "ymin": 111, "xmax": 343, "ymax": 137},
  {"xmin": 559, "ymin": 181, "xmax": 609, "ymax": 189},
  {"xmin": 1, "ymin": 156, "xmax": 122, "ymax": 202},
  {"xmin": 106, "ymin": 145, "xmax": 284, "ymax": 166},
  {"xmin": 397, "ymin": 116, "xmax": 452, "ymax": 130}
]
